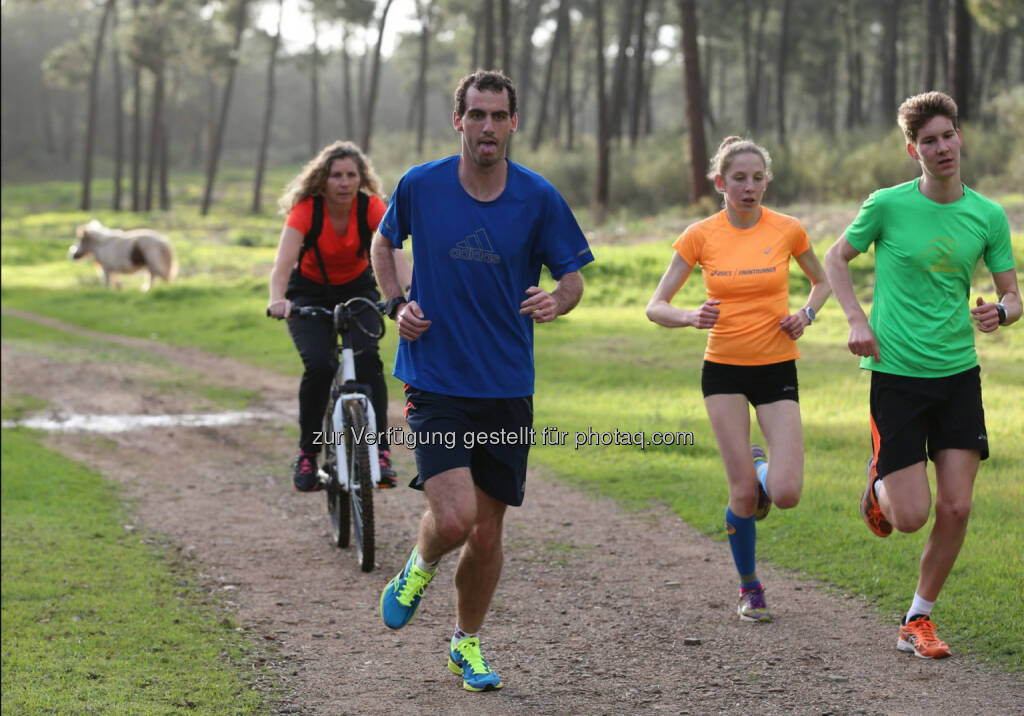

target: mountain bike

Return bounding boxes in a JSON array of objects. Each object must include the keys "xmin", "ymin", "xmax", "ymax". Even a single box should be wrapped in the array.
[{"xmin": 278, "ymin": 297, "xmax": 385, "ymax": 572}]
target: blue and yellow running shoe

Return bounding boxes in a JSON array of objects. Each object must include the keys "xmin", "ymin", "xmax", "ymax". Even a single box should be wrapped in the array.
[
  {"xmin": 448, "ymin": 636, "xmax": 503, "ymax": 692},
  {"xmin": 379, "ymin": 547, "xmax": 437, "ymax": 630}
]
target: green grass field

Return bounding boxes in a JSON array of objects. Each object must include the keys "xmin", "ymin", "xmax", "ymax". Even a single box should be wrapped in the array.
[
  {"xmin": 2, "ymin": 176, "xmax": 1022, "ymax": 706},
  {"xmin": 1, "ymin": 428, "xmax": 270, "ymax": 714}
]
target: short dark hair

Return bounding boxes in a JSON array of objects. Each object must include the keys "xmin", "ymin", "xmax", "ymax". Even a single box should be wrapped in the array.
[
  {"xmin": 898, "ymin": 91, "xmax": 959, "ymax": 143},
  {"xmin": 454, "ymin": 70, "xmax": 517, "ymax": 118}
]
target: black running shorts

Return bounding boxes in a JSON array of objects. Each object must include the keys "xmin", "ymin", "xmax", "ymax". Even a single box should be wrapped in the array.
[
  {"xmin": 869, "ymin": 366, "xmax": 988, "ymax": 478},
  {"xmin": 403, "ymin": 385, "xmax": 533, "ymax": 507},
  {"xmin": 701, "ymin": 359, "xmax": 799, "ymax": 405}
]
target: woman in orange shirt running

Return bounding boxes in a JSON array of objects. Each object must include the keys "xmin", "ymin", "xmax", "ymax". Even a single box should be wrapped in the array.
[{"xmin": 646, "ymin": 136, "xmax": 831, "ymax": 622}]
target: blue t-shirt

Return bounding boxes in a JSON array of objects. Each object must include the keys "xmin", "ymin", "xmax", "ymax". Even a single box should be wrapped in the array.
[{"xmin": 379, "ymin": 155, "xmax": 594, "ymax": 397}]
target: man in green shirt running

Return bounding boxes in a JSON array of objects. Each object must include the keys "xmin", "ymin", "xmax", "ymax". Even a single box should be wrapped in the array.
[{"xmin": 824, "ymin": 91, "xmax": 1020, "ymax": 659}]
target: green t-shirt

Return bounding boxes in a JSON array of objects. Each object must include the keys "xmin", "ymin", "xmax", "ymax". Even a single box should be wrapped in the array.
[{"xmin": 844, "ymin": 178, "xmax": 1013, "ymax": 378}]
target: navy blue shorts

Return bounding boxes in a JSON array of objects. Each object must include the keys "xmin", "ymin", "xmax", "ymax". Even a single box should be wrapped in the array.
[
  {"xmin": 403, "ymin": 386, "xmax": 533, "ymax": 507},
  {"xmin": 869, "ymin": 366, "xmax": 988, "ymax": 478},
  {"xmin": 701, "ymin": 360, "xmax": 799, "ymax": 405}
]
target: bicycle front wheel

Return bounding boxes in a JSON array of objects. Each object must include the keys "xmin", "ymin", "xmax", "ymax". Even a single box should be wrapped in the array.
[
  {"xmin": 324, "ymin": 400, "xmax": 350, "ymax": 548},
  {"xmin": 344, "ymin": 400, "xmax": 375, "ymax": 572}
]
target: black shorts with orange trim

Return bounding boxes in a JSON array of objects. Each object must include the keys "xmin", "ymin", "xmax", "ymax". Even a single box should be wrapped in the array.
[{"xmin": 868, "ymin": 366, "xmax": 988, "ymax": 479}]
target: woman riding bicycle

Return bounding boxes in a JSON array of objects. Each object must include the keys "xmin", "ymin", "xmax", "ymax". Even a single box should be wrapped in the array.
[{"xmin": 268, "ymin": 140, "xmax": 409, "ymax": 492}]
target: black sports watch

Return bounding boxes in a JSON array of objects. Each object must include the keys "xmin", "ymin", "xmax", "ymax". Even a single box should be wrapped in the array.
[
  {"xmin": 384, "ymin": 296, "xmax": 407, "ymax": 320},
  {"xmin": 995, "ymin": 302, "xmax": 1007, "ymax": 325}
]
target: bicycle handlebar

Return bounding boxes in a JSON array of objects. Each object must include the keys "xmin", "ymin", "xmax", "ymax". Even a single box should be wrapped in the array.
[{"xmin": 266, "ymin": 297, "xmax": 386, "ymax": 341}]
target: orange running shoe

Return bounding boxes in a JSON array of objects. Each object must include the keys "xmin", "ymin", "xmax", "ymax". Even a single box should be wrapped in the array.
[
  {"xmin": 861, "ymin": 456, "xmax": 892, "ymax": 537},
  {"xmin": 898, "ymin": 615, "xmax": 952, "ymax": 659}
]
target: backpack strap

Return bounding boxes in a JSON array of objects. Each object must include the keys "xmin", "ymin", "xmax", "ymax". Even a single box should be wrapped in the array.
[
  {"xmin": 295, "ymin": 193, "xmax": 372, "ymax": 286},
  {"xmin": 356, "ymin": 191, "xmax": 372, "ymax": 259},
  {"xmin": 294, "ymin": 195, "xmax": 330, "ymax": 286}
]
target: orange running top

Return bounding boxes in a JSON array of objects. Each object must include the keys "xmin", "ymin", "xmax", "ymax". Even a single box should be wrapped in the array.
[
  {"xmin": 286, "ymin": 194, "xmax": 387, "ymax": 285},
  {"xmin": 673, "ymin": 208, "xmax": 811, "ymax": 366}
]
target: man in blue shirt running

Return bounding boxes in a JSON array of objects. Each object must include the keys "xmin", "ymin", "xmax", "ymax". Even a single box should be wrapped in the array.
[{"xmin": 371, "ymin": 70, "xmax": 594, "ymax": 693}]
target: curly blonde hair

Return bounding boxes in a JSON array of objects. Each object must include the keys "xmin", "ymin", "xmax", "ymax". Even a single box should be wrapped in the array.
[
  {"xmin": 707, "ymin": 135, "xmax": 774, "ymax": 182},
  {"xmin": 277, "ymin": 141, "xmax": 385, "ymax": 215}
]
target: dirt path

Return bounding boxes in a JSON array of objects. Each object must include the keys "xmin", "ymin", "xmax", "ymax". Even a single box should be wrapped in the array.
[{"xmin": 3, "ymin": 309, "xmax": 1021, "ymax": 715}]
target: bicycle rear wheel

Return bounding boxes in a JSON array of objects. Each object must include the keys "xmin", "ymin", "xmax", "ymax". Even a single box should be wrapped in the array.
[
  {"xmin": 324, "ymin": 401, "xmax": 350, "ymax": 548},
  {"xmin": 344, "ymin": 400, "xmax": 375, "ymax": 572}
]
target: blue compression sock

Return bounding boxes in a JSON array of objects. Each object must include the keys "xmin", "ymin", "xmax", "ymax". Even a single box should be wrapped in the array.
[{"xmin": 725, "ymin": 506, "xmax": 758, "ymax": 588}]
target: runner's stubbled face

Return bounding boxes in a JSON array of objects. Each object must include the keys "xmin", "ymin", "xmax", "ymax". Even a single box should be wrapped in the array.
[{"xmin": 454, "ymin": 87, "xmax": 518, "ymax": 169}]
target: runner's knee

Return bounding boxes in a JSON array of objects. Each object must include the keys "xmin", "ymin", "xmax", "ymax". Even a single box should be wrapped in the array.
[
  {"xmin": 890, "ymin": 504, "xmax": 930, "ymax": 533},
  {"xmin": 934, "ymin": 495, "xmax": 971, "ymax": 525},
  {"xmin": 432, "ymin": 506, "xmax": 477, "ymax": 546}
]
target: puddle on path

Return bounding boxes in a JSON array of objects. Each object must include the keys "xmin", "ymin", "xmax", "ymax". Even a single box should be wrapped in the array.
[{"xmin": 2, "ymin": 411, "xmax": 275, "ymax": 433}]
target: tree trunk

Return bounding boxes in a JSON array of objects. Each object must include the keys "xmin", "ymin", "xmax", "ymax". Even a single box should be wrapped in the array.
[
  {"xmin": 500, "ymin": 0, "xmax": 511, "ymax": 73},
  {"xmin": 991, "ymin": 28, "xmax": 1011, "ymax": 89},
  {"xmin": 360, "ymin": 0, "xmax": 395, "ymax": 154},
  {"xmin": 879, "ymin": 0, "xmax": 900, "ymax": 123},
  {"xmin": 204, "ymin": 77, "xmax": 216, "ymax": 167},
  {"xmin": 744, "ymin": 0, "xmax": 768, "ymax": 133},
  {"xmin": 130, "ymin": 0, "xmax": 142, "ymax": 211},
  {"xmin": 111, "ymin": 0, "xmax": 124, "ymax": 211},
  {"xmin": 516, "ymin": 0, "xmax": 543, "ymax": 113},
  {"xmin": 700, "ymin": 8, "xmax": 716, "ymax": 134},
  {"xmin": 341, "ymin": 23, "xmax": 354, "ymax": 138},
  {"xmin": 358, "ymin": 49, "xmax": 367, "ymax": 111},
  {"xmin": 483, "ymin": 0, "xmax": 495, "ymax": 69},
  {"xmin": 776, "ymin": 0, "xmax": 792, "ymax": 145},
  {"xmin": 679, "ymin": 0, "xmax": 709, "ymax": 202},
  {"xmin": 201, "ymin": 0, "xmax": 249, "ymax": 216},
  {"xmin": 974, "ymin": 28, "xmax": 996, "ymax": 109},
  {"xmin": 921, "ymin": 0, "xmax": 938, "ymax": 89},
  {"xmin": 593, "ymin": 0, "xmax": 606, "ymax": 221},
  {"xmin": 252, "ymin": 0, "xmax": 283, "ymax": 214},
  {"xmin": 310, "ymin": 16, "xmax": 320, "ymax": 156},
  {"xmin": 844, "ymin": 2, "xmax": 863, "ymax": 128},
  {"xmin": 629, "ymin": 0, "xmax": 650, "ymax": 146},
  {"xmin": 564, "ymin": 11, "xmax": 575, "ymax": 151},
  {"xmin": 79, "ymin": 0, "xmax": 115, "ymax": 211},
  {"xmin": 818, "ymin": 45, "xmax": 837, "ymax": 134},
  {"xmin": 530, "ymin": 0, "xmax": 568, "ymax": 151},
  {"xmin": 413, "ymin": 0, "xmax": 433, "ymax": 155},
  {"xmin": 643, "ymin": 0, "xmax": 665, "ymax": 137},
  {"xmin": 608, "ymin": 0, "xmax": 636, "ymax": 142},
  {"xmin": 948, "ymin": 0, "xmax": 971, "ymax": 119},
  {"xmin": 159, "ymin": 114, "xmax": 170, "ymax": 210},
  {"xmin": 144, "ymin": 68, "xmax": 164, "ymax": 211},
  {"xmin": 593, "ymin": 0, "xmax": 609, "ymax": 222},
  {"xmin": 471, "ymin": 4, "xmax": 481, "ymax": 69}
]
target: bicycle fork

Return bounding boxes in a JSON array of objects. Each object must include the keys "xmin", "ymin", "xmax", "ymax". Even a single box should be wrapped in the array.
[{"xmin": 332, "ymin": 346, "xmax": 382, "ymax": 489}]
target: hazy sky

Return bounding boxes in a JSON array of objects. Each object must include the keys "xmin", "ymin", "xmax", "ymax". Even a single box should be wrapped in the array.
[{"xmin": 256, "ymin": 0, "xmax": 422, "ymax": 56}]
